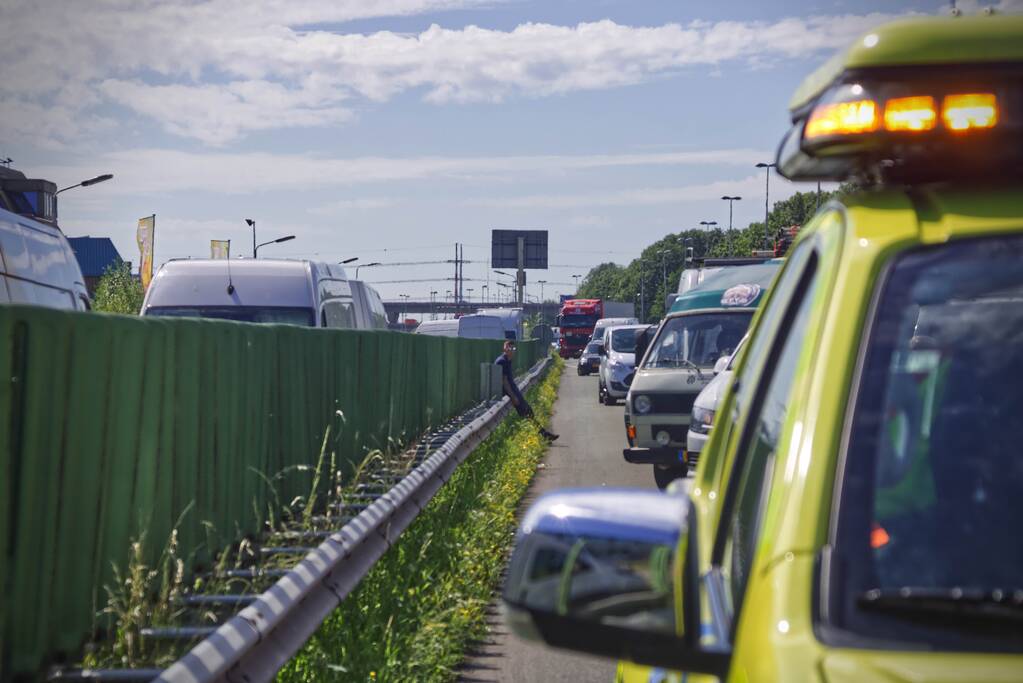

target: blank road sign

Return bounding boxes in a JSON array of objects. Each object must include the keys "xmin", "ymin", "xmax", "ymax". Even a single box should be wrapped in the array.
[{"xmin": 491, "ymin": 229, "xmax": 548, "ymax": 269}]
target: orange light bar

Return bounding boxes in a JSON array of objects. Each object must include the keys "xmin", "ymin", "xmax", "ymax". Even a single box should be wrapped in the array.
[
  {"xmin": 627, "ymin": 424, "xmax": 637, "ymax": 441},
  {"xmin": 805, "ymin": 99, "xmax": 879, "ymax": 139},
  {"xmin": 942, "ymin": 93, "xmax": 998, "ymax": 131},
  {"xmin": 884, "ymin": 96, "xmax": 937, "ymax": 132}
]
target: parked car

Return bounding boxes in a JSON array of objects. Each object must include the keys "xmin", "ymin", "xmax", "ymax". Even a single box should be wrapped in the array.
[
  {"xmin": 414, "ymin": 314, "xmax": 505, "ymax": 339},
  {"xmin": 576, "ymin": 340, "xmax": 603, "ymax": 376},
  {"xmin": 623, "ymin": 262, "xmax": 780, "ymax": 488},
  {"xmin": 684, "ymin": 334, "xmax": 746, "ymax": 470},
  {"xmin": 0, "ymin": 205, "xmax": 90, "ymax": 310},
  {"xmin": 141, "ymin": 258, "xmax": 356, "ymax": 327},
  {"xmin": 598, "ymin": 324, "xmax": 647, "ymax": 405}
]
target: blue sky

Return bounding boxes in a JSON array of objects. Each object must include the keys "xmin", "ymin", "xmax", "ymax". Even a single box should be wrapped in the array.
[{"xmin": 2, "ymin": 0, "xmax": 1015, "ymax": 303}]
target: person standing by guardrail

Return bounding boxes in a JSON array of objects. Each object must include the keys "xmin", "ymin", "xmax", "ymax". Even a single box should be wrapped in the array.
[{"xmin": 497, "ymin": 341, "xmax": 559, "ymax": 443}]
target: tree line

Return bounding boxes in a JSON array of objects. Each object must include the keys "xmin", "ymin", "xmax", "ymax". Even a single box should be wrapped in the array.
[{"xmin": 576, "ymin": 184, "xmax": 855, "ymax": 322}]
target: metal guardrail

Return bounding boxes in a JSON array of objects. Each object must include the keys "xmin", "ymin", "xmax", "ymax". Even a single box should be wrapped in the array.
[{"xmin": 149, "ymin": 357, "xmax": 550, "ymax": 683}]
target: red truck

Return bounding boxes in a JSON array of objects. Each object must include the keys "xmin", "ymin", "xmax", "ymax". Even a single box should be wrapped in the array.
[{"xmin": 556, "ymin": 298, "xmax": 603, "ymax": 358}]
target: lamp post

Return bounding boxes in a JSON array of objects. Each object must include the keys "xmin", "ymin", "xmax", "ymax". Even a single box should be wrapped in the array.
[
  {"xmin": 55, "ymin": 173, "xmax": 113, "ymax": 195},
  {"xmin": 254, "ymin": 234, "xmax": 295, "ymax": 257},
  {"xmin": 572, "ymin": 274, "xmax": 582, "ymax": 291},
  {"xmin": 429, "ymin": 290, "xmax": 437, "ymax": 318},
  {"xmin": 720, "ymin": 196, "xmax": 742, "ymax": 255},
  {"xmin": 658, "ymin": 249, "xmax": 669, "ymax": 297},
  {"xmin": 354, "ymin": 261, "xmax": 380, "ymax": 278},
  {"xmin": 700, "ymin": 221, "xmax": 718, "ymax": 255},
  {"xmin": 537, "ymin": 279, "xmax": 548, "ymax": 324},
  {"xmin": 756, "ymin": 162, "xmax": 776, "ymax": 250},
  {"xmin": 481, "ymin": 284, "xmax": 488, "ymax": 304},
  {"xmin": 400, "ymin": 293, "xmax": 410, "ymax": 321},
  {"xmin": 467, "ymin": 288, "xmax": 474, "ymax": 303}
]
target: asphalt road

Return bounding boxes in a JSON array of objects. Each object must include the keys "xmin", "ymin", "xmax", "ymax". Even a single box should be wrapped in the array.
[{"xmin": 458, "ymin": 359, "xmax": 655, "ymax": 683}]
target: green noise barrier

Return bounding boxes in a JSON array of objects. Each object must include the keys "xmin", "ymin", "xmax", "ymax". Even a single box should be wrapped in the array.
[{"xmin": 0, "ymin": 306, "xmax": 543, "ymax": 680}]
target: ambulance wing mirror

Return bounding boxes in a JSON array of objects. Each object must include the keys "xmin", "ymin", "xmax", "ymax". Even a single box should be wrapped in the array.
[
  {"xmin": 713, "ymin": 356, "xmax": 729, "ymax": 376},
  {"xmin": 501, "ymin": 488, "xmax": 730, "ymax": 677}
]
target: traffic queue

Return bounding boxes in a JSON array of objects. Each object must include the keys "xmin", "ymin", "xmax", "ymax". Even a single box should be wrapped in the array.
[{"xmin": 504, "ymin": 13, "xmax": 1023, "ymax": 683}]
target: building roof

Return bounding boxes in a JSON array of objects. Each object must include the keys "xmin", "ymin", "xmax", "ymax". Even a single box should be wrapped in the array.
[{"xmin": 67, "ymin": 236, "xmax": 124, "ymax": 277}]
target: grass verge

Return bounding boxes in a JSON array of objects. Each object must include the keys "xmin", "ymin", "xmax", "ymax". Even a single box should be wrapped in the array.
[{"xmin": 278, "ymin": 356, "xmax": 563, "ymax": 682}]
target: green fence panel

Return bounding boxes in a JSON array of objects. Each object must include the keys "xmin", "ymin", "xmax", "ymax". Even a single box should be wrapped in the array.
[
  {"xmin": 6, "ymin": 309, "xmax": 70, "ymax": 674},
  {"xmin": 0, "ymin": 310, "xmax": 549, "ymax": 681}
]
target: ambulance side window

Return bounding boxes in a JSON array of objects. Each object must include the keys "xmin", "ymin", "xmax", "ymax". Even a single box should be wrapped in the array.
[{"xmin": 713, "ymin": 245, "xmax": 821, "ymax": 629}]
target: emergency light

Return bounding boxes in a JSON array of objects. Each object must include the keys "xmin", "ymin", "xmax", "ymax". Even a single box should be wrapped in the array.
[
  {"xmin": 776, "ymin": 15, "xmax": 1023, "ymax": 184},
  {"xmin": 778, "ymin": 68, "xmax": 1020, "ymax": 183}
]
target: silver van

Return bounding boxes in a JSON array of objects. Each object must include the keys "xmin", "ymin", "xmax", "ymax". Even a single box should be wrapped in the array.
[
  {"xmin": 141, "ymin": 258, "xmax": 359, "ymax": 327},
  {"xmin": 590, "ymin": 316, "xmax": 638, "ymax": 346},
  {"xmin": 350, "ymin": 280, "xmax": 389, "ymax": 330},
  {"xmin": 415, "ymin": 314, "xmax": 506, "ymax": 339},
  {"xmin": 0, "ymin": 205, "xmax": 90, "ymax": 310}
]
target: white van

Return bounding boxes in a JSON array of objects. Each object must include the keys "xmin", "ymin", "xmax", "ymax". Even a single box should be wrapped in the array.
[
  {"xmin": 590, "ymin": 316, "xmax": 638, "ymax": 346},
  {"xmin": 477, "ymin": 307, "xmax": 523, "ymax": 340},
  {"xmin": 0, "ymin": 206, "xmax": 90, "ymax": 310},
  {"xmin": 597, "ymin": 324, "xmax": 647, "ymax": 405},
  {"xmin": 415, "ymin": 314, "xmax": 505, "ymax": 339},
  {"xmin": 141, "ymin": 258, "xmax": 358, "ymax": 327},
  {"xmin": 350, "ymin": 280, "xmax": 389, "ymax": 330}
]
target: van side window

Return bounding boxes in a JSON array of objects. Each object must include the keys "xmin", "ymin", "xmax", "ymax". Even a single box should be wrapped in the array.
[
  {"xmin": 716, "ymin": 250, "xmax": 819, "ymax": 627},
  {"xmin": 323, "ymin": 300, "xmax": 356, "ymax": 329}
]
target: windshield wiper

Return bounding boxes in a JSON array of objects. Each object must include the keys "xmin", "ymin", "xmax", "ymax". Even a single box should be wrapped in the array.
[{"xmin": 857, "ymin": 587, "xmax": 1023, "ymax": 624}]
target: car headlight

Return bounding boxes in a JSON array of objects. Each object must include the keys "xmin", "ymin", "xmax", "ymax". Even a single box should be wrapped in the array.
[
  {"xmin": 690, "ymin": 406, "xmax": 715, "ymax": 434},
  {"xmin": 633, "ymin": 394, "xmax": 652, "ymax": 414}
]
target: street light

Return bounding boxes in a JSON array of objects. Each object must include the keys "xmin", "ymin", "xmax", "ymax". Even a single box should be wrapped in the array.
[
  {"xmin": 55, "ymin": 173, "xmax": 113, "ymax": 195},
  {"xmin": 658, "ymin": 249, "xmax": 669, "ymax": 296},
  {"xmin": 340, "ymin": 257, "xmax": 359, "ymax": 264},
  {"xmin": 481, "ymin": 284, "xmax": 488, "ymax": 304},
  {"xmin": 721, "ymin": 196, "xmax": 742, "ymax": 255},
  {"xmin": 467, "ymin": 288, "xmax": 475, "ymax": 302},
  {"xmin": 254, "ymin": 234, "xmax": 295, "ymax": 257},
  {"xmin": 537, "ymin": 279, "xmax": 548, "ymax": 324},
  {"xmin": 572, "ymin": 274, "xmax": 582, "ymax": 291},
  {"xmin": 756, "ymin": 162, "xmax": 777, "ymax": 250},
  {"xmin": 354, "ymin": 261, "xmax": 380, "ymax": 278}
]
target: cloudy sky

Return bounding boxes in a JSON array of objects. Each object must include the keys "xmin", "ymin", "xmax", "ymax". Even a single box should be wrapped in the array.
[{"xmin": 2, "ymin": 0, "xmax": 1018, "ymax": 302}]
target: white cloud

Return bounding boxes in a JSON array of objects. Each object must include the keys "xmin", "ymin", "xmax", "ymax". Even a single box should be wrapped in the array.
[
  {"xmin": 307, "ymin": 198, "xmax": 398, "ymax": 215},
  {"xmin": 464, "ymin": 174, "xmax": 794, "ymax": 209},
  {"xmin": 34, "ymin": 146, "xmax": 771, "ymax": 195},
  {"xmin": 99, "ymin": 79, "xmax": 353, "ymax": 145},
  {"xmin": 0, "ymin": 2, "xmax": 913, "ymax": 146}
]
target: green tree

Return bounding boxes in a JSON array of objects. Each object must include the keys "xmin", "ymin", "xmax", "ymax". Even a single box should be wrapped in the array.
[
  {"xmin": 92, "ymin": 263, "xmax": 144, "ymax": 315},
  {"xmin": 576, "ymin": 186, "xmax": 858, "ymax": 323}
]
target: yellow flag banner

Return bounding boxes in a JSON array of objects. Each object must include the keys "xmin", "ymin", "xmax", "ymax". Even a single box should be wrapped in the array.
[
  {"xmin": 210, "ymin": 239, "xmax": 230, "ymax": 259},
  {"xmin": 137, "ymin": 215, "xmax": 155, "ymax": 290}
]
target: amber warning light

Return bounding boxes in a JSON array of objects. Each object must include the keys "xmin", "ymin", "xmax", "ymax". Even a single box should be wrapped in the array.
[{"xmin": 805, "ymin": 91, "xmax": 999, "ymax": 139}]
